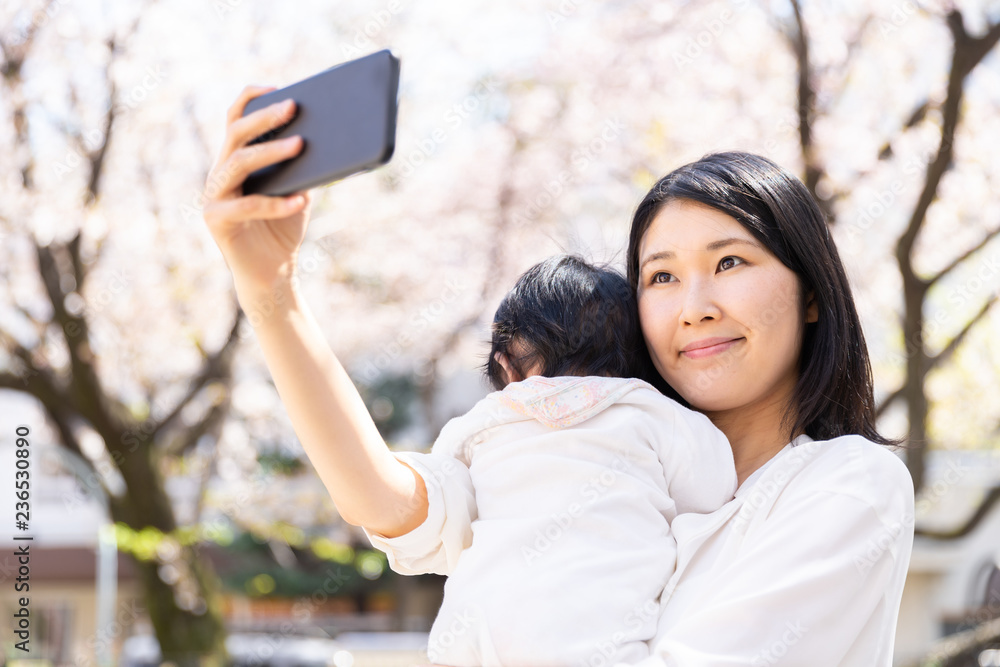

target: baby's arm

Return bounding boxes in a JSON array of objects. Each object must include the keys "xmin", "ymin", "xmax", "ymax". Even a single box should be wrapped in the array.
[{"xmin": 643, "ymin": 395, "xmax": 738, "ymax": 514}]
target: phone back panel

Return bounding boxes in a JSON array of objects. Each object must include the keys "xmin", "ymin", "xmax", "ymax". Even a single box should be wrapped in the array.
[{"xmin": 241, "ymin": 49, "xmax": 399, "ymax": 196}]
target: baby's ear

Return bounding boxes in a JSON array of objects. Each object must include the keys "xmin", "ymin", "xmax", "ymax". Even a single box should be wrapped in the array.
[{"xmin": 495, "ymin": 352, "xmax": 520, "ymax": 384}]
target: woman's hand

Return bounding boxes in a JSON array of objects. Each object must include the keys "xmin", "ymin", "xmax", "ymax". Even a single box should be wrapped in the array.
[{"xmin": 202, "ymin": 85, "xmax": 314, "ymax": 299}]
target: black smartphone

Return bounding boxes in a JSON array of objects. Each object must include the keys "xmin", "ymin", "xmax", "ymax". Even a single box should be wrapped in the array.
[{"xmin": 241, "ymin": 49, "xmax": 400, "ymax": 196}]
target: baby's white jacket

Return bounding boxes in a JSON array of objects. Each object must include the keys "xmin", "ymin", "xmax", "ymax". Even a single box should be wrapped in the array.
[{"xmin": 365, "ymin": 375, "xmax": 738, "ymax": 666}]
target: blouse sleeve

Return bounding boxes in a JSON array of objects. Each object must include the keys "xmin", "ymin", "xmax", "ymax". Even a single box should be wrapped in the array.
[
  {"xmin": 615, "ymin": 473, "xmax": 914, "ymax": 667},
  {"xmin": 362, "ymin": 450, "xmax": 477, "ymax": 576}
]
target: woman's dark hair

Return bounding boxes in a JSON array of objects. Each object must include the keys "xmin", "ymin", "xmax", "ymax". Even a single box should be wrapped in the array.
[
  {"xmin": 626, "ymin": 151, "xmax": 898, "ymax": 446},
  {"xmin": 484, "ymin": 255, "xmax": 642, "ymax": 391}
]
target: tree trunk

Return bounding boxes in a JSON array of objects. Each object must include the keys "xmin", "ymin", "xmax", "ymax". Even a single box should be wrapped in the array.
[
  {"xmin": 122, "ymin": 548, "xmax": 228, "ymax": 667},
  {"xmin": 901, "ymin": 275, "xmax": 929, "ymax": 495},
  {"xmin": 108, "ymin": 443, "xmax": 228, "ymax": 666}
]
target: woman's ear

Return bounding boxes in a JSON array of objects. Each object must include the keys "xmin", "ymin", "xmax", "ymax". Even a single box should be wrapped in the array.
[{"xmin": 805, "ymin": 290, "xmax": 819, "ymax": 323}]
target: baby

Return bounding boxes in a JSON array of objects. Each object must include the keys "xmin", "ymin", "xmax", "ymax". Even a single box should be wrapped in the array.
[{"xmin": 364, "ymin": 255, "xmax": 737, "ymax": 667}]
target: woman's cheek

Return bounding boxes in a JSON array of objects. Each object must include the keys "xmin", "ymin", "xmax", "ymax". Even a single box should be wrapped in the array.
[
  {"xmin": 749, "ymin": 266, "xmax": 801, "ymax": 326},
  {"xmin": 638, "ymin": 293, "xmax": 674, "ymax": 364}
]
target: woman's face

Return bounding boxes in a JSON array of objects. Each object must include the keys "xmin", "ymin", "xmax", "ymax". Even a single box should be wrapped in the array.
[{"xmin": 636, "ymin": 200, "xmax": 817, "ymax": 417}]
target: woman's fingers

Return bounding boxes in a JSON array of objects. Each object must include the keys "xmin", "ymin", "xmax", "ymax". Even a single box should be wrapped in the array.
[
  {"xmin": 203, "ymin": 192, "xmax": 306, "ymax": 232},
  {"xmin": 205, "ymin": 135, "xmax": 304, "ymax": 200},
  {"xmin": 224, "ymin": 97, "xmax": 298, "ymax": 156},
  {"xmin": 225, "ymin": 84, "xmax": 277, "ymax": 126}
]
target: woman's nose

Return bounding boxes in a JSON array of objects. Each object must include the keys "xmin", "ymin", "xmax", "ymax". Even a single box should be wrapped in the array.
[{"xmin": 679, "ymin": 279, "xmax": 723, "ymax": 325}]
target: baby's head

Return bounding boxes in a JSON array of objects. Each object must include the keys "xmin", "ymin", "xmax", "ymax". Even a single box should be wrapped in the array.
[{"xmin": 485, "ymin": 254, "xmax": 641, "ymax": 391}]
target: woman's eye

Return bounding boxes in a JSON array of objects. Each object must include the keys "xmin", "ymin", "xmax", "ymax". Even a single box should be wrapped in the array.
[
  {"xmin": 718, "ymin": 256, "xmax": 744, "ymax": 271},
  {"xmin": 651, "ymin": 271, "xmax": 675, "ymax": 284}
]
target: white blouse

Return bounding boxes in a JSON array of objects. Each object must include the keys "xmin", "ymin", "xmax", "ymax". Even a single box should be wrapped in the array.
[
  {"xmin": 371, "ymin": 428, "xmax": 914, "ymax": 666},
  {"xmin": 620, "ymin": 433, "xmax": 915, "ymax": 667}
]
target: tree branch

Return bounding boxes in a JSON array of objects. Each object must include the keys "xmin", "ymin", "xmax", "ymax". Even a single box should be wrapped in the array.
[
  {"xmin": 874, "ymin": 386, "xmax": 904, "ymax": 419},
  {"xmin": 161, "ymin": 393, "xmax": 231, "ymax": 459},
  {"xmin": 786, "ymin": 0, "xmax": 829, "ymax": 214},
  {"xmin": 877, "ymin": 99, "xmax": 933, "ymax": 160},
  {"xmin": 0, "ymin": 0, "xmax": 56, "ymax": 82},
  {"xmin": 875, "ymin": 294, "xmax": 996, "ymax": 418},
  {"xmin": 0, "ymin": 341, "xmax": 88, "ymax": 466},
  {"xmin": 916, "ymin": 486, "xmax": 1000, "ymax": 540},
  {"xmin": 929, "ymin": 294, "xmax": 997, "ymax": 367},
  {"xmin": 147, "ymin": 311, "xmax": 244, "ymax": 442},
  {"xmin": 927, "ymin": 224, "xmax": 1000, "ymax": 288},
  {"xmin": 897, "ymin": 10, "xmax": 1000, "ymax": 276},
  {"xmin": 31, "ymin": 236, "xmax": 128, "ymax": 445},
  {"xmin": 919, "ymin": 614, "xmax": 1000, "ymax": 667},
  {"xmin": 183, "ymin": 97, "xmax": 217, "ymax": 186},
  {"xmin": 84, "ymin": 38, "xmax": 118, "ymax": 207}
]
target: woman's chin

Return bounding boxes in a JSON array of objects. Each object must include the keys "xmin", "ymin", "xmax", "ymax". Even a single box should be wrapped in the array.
[{"xmin": 671, "ymin": 382, "xmax": 741, "ymax": 415}]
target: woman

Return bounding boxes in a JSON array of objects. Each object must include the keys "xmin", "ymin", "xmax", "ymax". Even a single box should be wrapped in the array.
[
  {"xmin": 618, "ymin": 152, "xmax": 914, "ymax": 666},
  {"xmin": 202, "ymin": 88, "xmax": 913, "ymax": 665}
]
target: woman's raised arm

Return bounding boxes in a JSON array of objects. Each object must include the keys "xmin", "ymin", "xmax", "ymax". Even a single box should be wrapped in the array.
[{"xmin": 201, "ymin": 85, "xmax": 428, "ymax": 538}]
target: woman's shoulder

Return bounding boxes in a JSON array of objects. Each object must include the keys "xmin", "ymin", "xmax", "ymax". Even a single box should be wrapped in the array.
[{"xmin": 780, "ymin": 434, "xmax": 915, "ymax": 520}]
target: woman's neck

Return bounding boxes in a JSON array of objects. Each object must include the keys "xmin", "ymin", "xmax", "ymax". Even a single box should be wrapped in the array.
[{"xmin": 705, "ymin": 392, "xmax": 800, "ymax": 488}]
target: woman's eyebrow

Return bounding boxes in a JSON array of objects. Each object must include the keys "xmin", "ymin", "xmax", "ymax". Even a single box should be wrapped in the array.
[
  {"xmin": 640, "ymin": 238, "xmax": 763, "ymax": 269},
  {"xmin": 639, "ymin": 250, "xmax": 674, "ymax": 269},
  {"xmin": 705, "ymin": 237, "xmax": 763, "ymax": 252}
]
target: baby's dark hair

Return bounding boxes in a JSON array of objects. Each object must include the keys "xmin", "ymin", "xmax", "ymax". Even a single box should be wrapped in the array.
[{"xmin": 484, "ymin": 254, "xmax": 642, "ymax": 391}]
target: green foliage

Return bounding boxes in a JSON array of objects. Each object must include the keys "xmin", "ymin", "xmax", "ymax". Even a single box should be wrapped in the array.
[
  {"xmin": 355, "ymin": 372, "xmax": 419, "ymax": 441},
  {"xmin": 256, "ymin": 449, "xmax": 306, "ymax": 475},
  {"xmin": 221, "ymin": 528, "xmax": 392, "ymax": 598}
]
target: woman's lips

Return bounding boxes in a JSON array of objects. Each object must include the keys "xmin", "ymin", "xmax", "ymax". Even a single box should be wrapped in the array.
[{"xmin": 680, "ymin": 337, "xmax": 744, "ymax": 359}]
